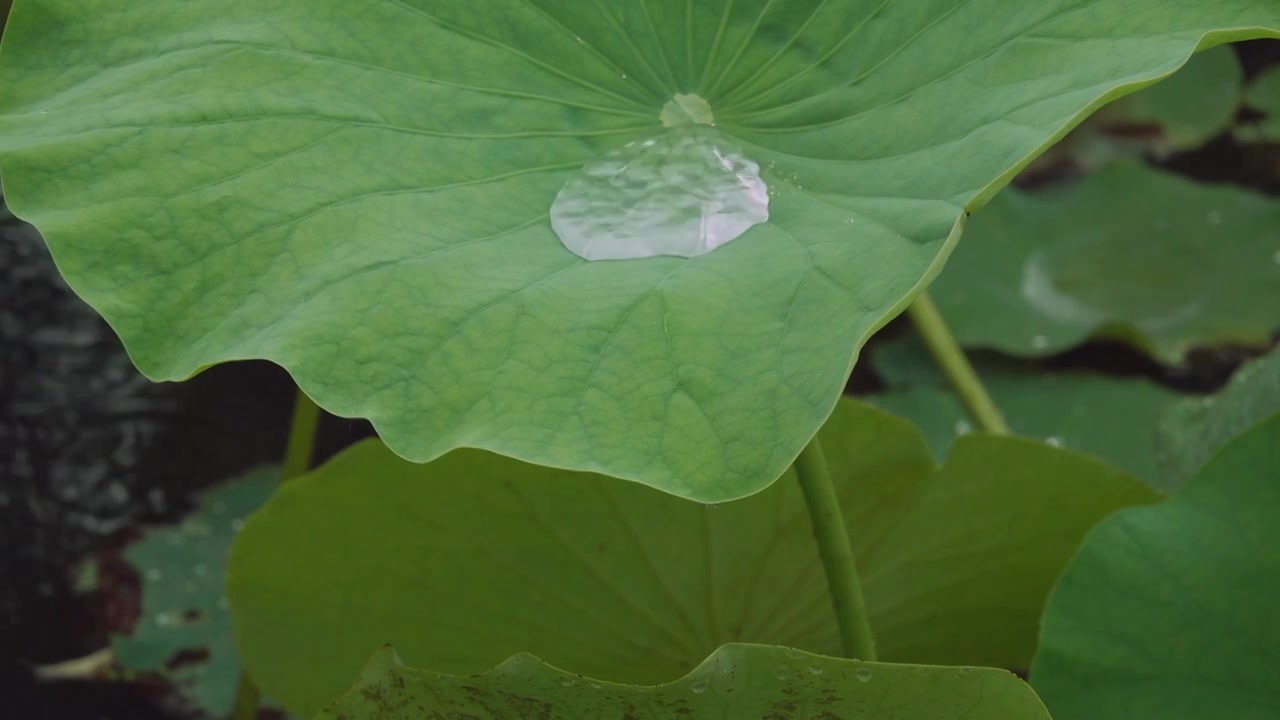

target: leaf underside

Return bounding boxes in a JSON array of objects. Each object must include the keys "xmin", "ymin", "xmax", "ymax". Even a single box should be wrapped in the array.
[
  {"xmin": 228, "ymin": 398, "xmax": 1153, "ymax": 718},
  {"xmin": 1, "ymin": 1, "xmax": 1277, "ymax": 500}
]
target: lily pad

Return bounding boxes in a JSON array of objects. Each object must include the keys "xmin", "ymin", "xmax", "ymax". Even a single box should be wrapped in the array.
[
  {"xmin": 1156, "ymin": 345, "xmax": 1280, "ymax": 489},
  {"xmin": 867, "ymin": 335, "xmax": 1180, "ymax": 487},
  {"xmin": 1031, "ymin": 411, "xmax": 1280, "ymax": 720},
  {"xmin": 318, "ymin": 644, "xmax": 1049, "ymax": 720},
  {"xmin": 928, "ymin": 160, "xmax": 1280, "ymax": 363},
  {"xmin": 227, "ymin": 398, "xmax": 1153, "ymax": 718},
  {"xmin": 0, "ymin": 3, "xmax": 1277, "ymax": 501},
  {"xmin": 114, "ymin": 467, "xmax": 276, "ymax": 716},
  {"xmin": 1243, "ymin": 65, "xmax": 1280, "ymax": 142}
]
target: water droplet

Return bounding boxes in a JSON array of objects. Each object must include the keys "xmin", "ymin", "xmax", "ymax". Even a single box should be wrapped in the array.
[
  {"xmin": 193, "ymin": 564, "xmax": 209, "ymax": 577},
  {"xmin": 1030, "ymin": 335, "xmax": 1050, "ymax": 350},
  {"xmin": 231, "ymin": 518, "xmax": 246, "ymax": 532},
  {"xmin": 1206, "ymin": 210, "xmax": 1222, "ymax": 225},
  {"xmin": 808, "ymin": 665, "xmax": 823, "ymax": 676},
  {"xmin": 774, "ymin": 666, "xmax": 789, "ymax": 680},
  {"xmin": 1272, "ymin": 249, "xmax": 1280, "ymax": 265},
  {"xmin": 954, "ymin": 420, "xmax": 972, "ymax": 435},
  {"xmin": 550, "ymin": 117, "xmax": 768, "ymax": 260},
  {"xmin": 146, "ymin": 568, "xmax": 164, "ymax": 582},
  {"xmin": 211, "ymin": 501, "xmax": 227, "ymax": 515},
  {"xmin": 156, "ymin": 612, "xmax": 181, "ymax": 627},
  {"xmin": 620, "ymin": 73, "xmax": 628, "ymax": 80},
  {"xmin": 559, "ymin": 677, "xmax": 576, "ymax": 687},
  {"xmin": 690, "ymin": 679, "xmax": 709, "ymax": 694},
  {"xmin": 1046, "ymin": 436, "xmax": 1064, "ymax": 448},
  {"xmin": 855, "ymin": 668, "xmax": 872, "ymax": 683}
]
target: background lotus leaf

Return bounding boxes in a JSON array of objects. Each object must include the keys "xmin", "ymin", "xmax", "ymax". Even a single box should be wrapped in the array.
[
  {"xmin": 228, "ymin": 398, "xmax": 1154, "ymax": 718},
  {"xmin": 927, "ymin": 161, "xmax": 1280, "ymax": 363},
  {"xmin": 1032, "ymin": 411, "xmax": 1280, "ymax": 720},
  {"xmin": 867, "ymin": 335, "xmax": 1180, "ymax": 486}
]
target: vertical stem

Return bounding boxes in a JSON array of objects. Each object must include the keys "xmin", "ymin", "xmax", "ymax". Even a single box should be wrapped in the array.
[
  {"xmin": 230, "ymin": 388, "xmax": 321, "ymax": 720},
  {"xmin": 906, "ymin": 292, "xmax": 1010, "ymax": 435},
  {"xmin": 793, "ymin": 436, "xmax": 877, "ymax": 661}
]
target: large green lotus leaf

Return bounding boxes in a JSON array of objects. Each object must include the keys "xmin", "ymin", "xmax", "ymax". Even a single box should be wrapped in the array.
[
  {"xmin": 227, "ymin": 398, "xmax": 1153, "ymax": 718},
  {"xmin": 1243, "ymin": 65, "xmax": 1280, "ymax": 141},
  {"xmin": 1031, "ymin": 411, "xmax": 1280, "ymax": 720},
  {"xmin": 1156, "ymin": 345, "xmax": 1280, "ymax": 489},
  {"xmin": 928, "ymin": 160, "xmax": 1280, "ymax": 363},
  {"xmin": 0, "ymin": 4, "xmax": 1278, "ymax": 501},
  {"xmin": 867, "ymin": 335, "xmax": 1180, "ymax": 487},
  {"xmin": 316, "ymin": 644, "xmax": 1049, "ymax": 720}
]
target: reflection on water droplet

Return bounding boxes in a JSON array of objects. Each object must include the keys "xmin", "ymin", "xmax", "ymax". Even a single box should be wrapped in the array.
[
  {"xmin": 550, "ymin": 124, "xmax": 769, "ymax": 261},
  {"xmin": 690, "ymin": 679, "xmax": 709, "ymax": 694},
  {"xmin": 1273, "ymin": 249, "xmax": 1280, "ymax": 265},
  {"xmin": 954, "ymin": 420, "xmax": 972, "ymax": 435},
  {"xmin": 559, "ymin": 677, "xmax": 576, "ymax": 687},
  {"xmin": 1046, "ymin": 436, "xmax": 1064, "ymax": 448},
  {"xmin": 855, "ymin": 668, "xmax": 872, "ymax": 683},
  {"xmin": 193, "ymin": 564, "xmax": 209, "ymax": 577},
  {"xmin": 1030, "ymin": 335, "xmax": 1050, "ymax": 350},
  {"xmin": 808, "ymin": 665, "xmax": 823, "ymax": 676},
  {"xmin": 146, "ymin": 568, "xmax": 163, "ymax": 582},
  {"xmin": 1207, "ymin": 210, "xmax": 1222, "ymax": 225},
  {"xmin": 774, "ymin": 666, "xmax": 789, "ymax": 680}
]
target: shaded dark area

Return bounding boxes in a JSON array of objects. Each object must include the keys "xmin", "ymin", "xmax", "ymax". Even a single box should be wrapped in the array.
[{"xmin": 1, "ymin": 25, "xmax": 1277, "ymax": 720}]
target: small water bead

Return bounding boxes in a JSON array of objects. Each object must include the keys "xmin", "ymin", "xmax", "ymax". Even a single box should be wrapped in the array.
[
  {"xmin": 808, "ymin": 665, "xmax": 824, "ymax": 676},
  {"xmin": 774, "ymin": 666, "xmax": 790, "ymax": 680},
  {"xmin": 1272, "ymin": 249, "xmax": 1280, "ymax": 265},
  {"xmin": 1046, "ymin": 436, "xmax": 1064, "ymax": 448},
  {"xmin": 559, "ymin": 677, "xmax": 576, "ymax": 687},
  {"xmin": 954, "ymin": 420, "xmax": 972, "ymax": 435},
  {"xmin": 1030, "ymin": 335, "xmax": 1050, "ymax": 350},
  {"xmin": 689, "ymin": 679, "xmax": 710, "ymax": 694},
  {"xmin": 855, "ymin": 668, "xmax": 872, "ymax": 683},
  {"xmin": 1206, "ymin": 210, "xmax": 1222, "ymax": 225}
]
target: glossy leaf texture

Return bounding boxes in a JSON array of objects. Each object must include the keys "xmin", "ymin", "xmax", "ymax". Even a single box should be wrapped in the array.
[
  {"xmin": 227, "ymin": 398, "xmax": 1154, "ymax": 718},
  {"xmin": 1156, "ymin": 345, "xmax": 1280, "ymax": 489},
  {"xmin": 317, "ymin": 644, "xmax": 1049, "ymax": 720},
  {"xmin": 113, "ymin": 468, "xmax": 276, "ymax": 716},
  {"xmin": 1, "ymin": 3, "xmax": 1278, "ymax": 501},
  {"xmin": 1032, "ymin": 411, "xmax": 1280, "ymax": 720},
  {"xmin": 867, "ymin": 335, "xmax": 1180, "ymax": 487},
  {"xmin": 928, "ymin": 161, "xmax": 1280, "ymax": 363}
]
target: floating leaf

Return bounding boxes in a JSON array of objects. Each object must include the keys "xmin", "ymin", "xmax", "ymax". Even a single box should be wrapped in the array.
[
  {"xmin": 867, "ymin": 335, "xmax": 1180, "ymax": 486},
  {"xmin": 1032, "ymin": 411, "xmax": 1280, "ymax": 720},
  {"xmin": 1155, "ymin": 345, "xmax": 1280, "ymax": 489},
  {"xmin": 317, "ymin": 644, "xmax": 1049, "ymax": 720},
  {"xmin": 1, "ymin": 2, "xmax": 1277, "ymax": 500},
  {"xmin": 227, "ymin": 398, "xmax": 1153, "ymax": 718},
  {"xmin": 928, "ymin": 161, "xmax": 1280, "ymax": 363},
  {"xmin": 114, "ymin": 467, "xmax": 276, "ymax": 716}
]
